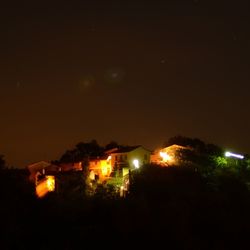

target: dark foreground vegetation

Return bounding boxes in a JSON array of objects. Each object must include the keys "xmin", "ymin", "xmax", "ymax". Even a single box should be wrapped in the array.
[
  {"xmin": 1, "ymin": 136, "xmax": 250, "ymax": 249},
  {"xmin": 1, "ymin": 165, "xmax": 250, "ymax": 250}
]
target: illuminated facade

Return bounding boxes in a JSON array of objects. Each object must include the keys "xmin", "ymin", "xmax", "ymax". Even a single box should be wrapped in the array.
[
  {"xmin": 150, "ymin": 144, "xmax": 187, "ymax": 166},
  {"xmin": 89, "ymin": 146, "xmax": 151, "ymax": 184},
  {"xmin": 36, "ymin": 175, "xmax": 55, "ymax": 198},
  {"xmin": 89, "ymin": 156, "xmax": 112, "ymax": 181},
  {"xmin": 107, "ymin": 146, "xmax": 151, "ymax": 196},
  {"xmin": 27, "ymin": 161, "xmax": 82, "ymax": 198},
  {"xmin": 28, "ymin": 161, "xmax": 52, "ymax": 182},
  {"xmin": 110, "ymin": 146, "xmax": 151, "ymax": 171}
]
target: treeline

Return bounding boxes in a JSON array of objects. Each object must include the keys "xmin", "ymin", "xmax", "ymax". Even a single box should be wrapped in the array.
[{"xmin": 55, "ymin": 140, "xmax": 124, "ymax": 164}]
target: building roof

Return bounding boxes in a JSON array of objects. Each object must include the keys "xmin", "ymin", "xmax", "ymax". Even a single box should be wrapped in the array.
[
  {"xmin": 89, "ymin": 155, "xmax": 109, "ymax": 161},
  {"xmin": 27, "ymin": 161, "xmax": 51, "ymax": 173},
  {"xmin": 104, "ymin": 147, "xmax": 119, "ymax": 154},
  {"xmin": 111, "ymin": 145, "xmax": 142, "ymax": 154}
]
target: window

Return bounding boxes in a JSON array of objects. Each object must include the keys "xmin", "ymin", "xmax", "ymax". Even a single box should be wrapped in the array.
[{"xmin": 144, "ymin": 154, "xmax": 147, "ymax": 160}]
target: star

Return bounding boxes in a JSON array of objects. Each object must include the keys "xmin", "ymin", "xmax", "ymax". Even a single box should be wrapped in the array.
[
  {"xmin": 78, "ymin": 76, "xmax": 95, "ymax": 92},
  {"xmin": 111, "ymin": 72, "xmax": 118, "ymax": 79},
  {"xmin": 16, "ymin": 81, "xmax": 21, "ymax": 89}
]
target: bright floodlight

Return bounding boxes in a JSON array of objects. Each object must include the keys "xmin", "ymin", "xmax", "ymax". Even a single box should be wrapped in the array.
[
  {"xmin": 225, "ymin": 151, "xmax": 244, "ymax": 159},
  {"xmin": 133, "ymin": 159, "xmax": 139, "ymax": 169},
  {"xmin": 159, "ymin": 151, "xmax": 172, "ymax": 161}
]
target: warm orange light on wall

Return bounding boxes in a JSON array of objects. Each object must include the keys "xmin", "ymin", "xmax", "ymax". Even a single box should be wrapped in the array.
[
  {"xmin": 89, "ymin": 156, "xmax": 112, "ymax": 180},
  {"xmin": 101, "ymin": 163, "xmax": 107, "ymax": 175},
  {"xmin": 100, "ymin": 160, "xmax": 111, "ymax": 176},
  {"xmin": 159, "ymin": 151, "xmax": 172, "ymax": 162},
  {"xmin": 46, "ymin": 176, "xmax": 55, "ymax": 192},
  {"xmin": 36, "ymin": 176, "xmax": 55, "ymax": 198}
]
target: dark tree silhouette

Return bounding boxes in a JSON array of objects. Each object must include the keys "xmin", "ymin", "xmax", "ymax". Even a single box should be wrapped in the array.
[
  {"xmin": 0, "ymin": 155, "xmax": 6, "ymax": 170},
  {"xmin": 75, "ymin": 139, "xmax": 103, "ymax": 158},
  {"xmin": 59, "ymin": 139, "xmax": 104, "ymax": 163},
  {"xmin": 165, "ymin": 136, "xmax": 224, "ymax": 176},
  {"xmin": 104, "ymin": 141, "xmax": 119, "ymax": 151}
]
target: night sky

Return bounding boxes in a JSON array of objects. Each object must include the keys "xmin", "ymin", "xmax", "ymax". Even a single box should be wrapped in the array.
[{"xmin": 1, "ymin": 0, "xmax": 250, "ymax": 167}]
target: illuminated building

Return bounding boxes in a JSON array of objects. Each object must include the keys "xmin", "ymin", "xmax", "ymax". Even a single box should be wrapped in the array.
[
  {"xmin": 88, "ymin": 146, "xmax": 151, "ymax": 196},
  {"xmin": 27, "ymin": 161, "xmax": 82, "ymax": 198},
  {"xmin": 36, "ymin": 175, "xmax": 55, "ymax": 198},
  {"xmin": 110, "ymin": 145, "xmax": 151, "ymax": 172},
  {"xmin": 150, "ymin": 144, "xmax": 188, "ymax": 166},
  {"xmin": 89, "ymin": 156, "xmax": 112, "ymax": 181}
]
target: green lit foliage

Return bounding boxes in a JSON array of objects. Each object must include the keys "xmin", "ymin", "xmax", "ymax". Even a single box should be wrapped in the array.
[
  {"xmin": 165, "ymin": 136, "xmax": 225, "ymax": 176},
  {"xmin": 213, "ymin": 156, "xmax": 228, "ymax": 167},
  {"xmin": 93, "ymin": 184, "xmax": 119, "ymax": 200},
  {"xmin": 209, "ymin": 154, "xmax": 250, "ymax": 188}
]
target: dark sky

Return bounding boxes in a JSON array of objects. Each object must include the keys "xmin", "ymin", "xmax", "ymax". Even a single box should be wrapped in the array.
[{"xmin": 1, "ymin": 0, "xmax": 250, "ymax": 167}]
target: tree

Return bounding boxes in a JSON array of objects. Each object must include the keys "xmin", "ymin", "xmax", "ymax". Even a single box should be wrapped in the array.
[
  {"xmin": 59, "ymin": 150, "xmax": 77, "ymax": 163},
  {"xmin": 165, "ymin": 136, "xmax": 224, "ymax": 176},
  {"xmin": 59, "ymin": 139, "xmax": 104, "ymax": 164},
  {"xmin": 75, "ymin": 139, "xmax": 103, "ymax": 158},
  {"xmin": 0, "ymin": 155, "xmax": 6, "ymax": 170},
  {"xmin": 165, "ymin": 135, "xmax": 206, "ymax": 153},
  {"xmin": 104, "ymin": 141, "xmax": 119, "ymax": 151}
]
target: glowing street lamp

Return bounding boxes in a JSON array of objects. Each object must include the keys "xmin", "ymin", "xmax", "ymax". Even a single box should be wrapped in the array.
[
  {"xmin": 133, "ymin": 159, "xmax": 139, "ymax": 169},
  {"xmin": 225, "ymin": 151, "xmax": 244, "ymax": 159}
]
